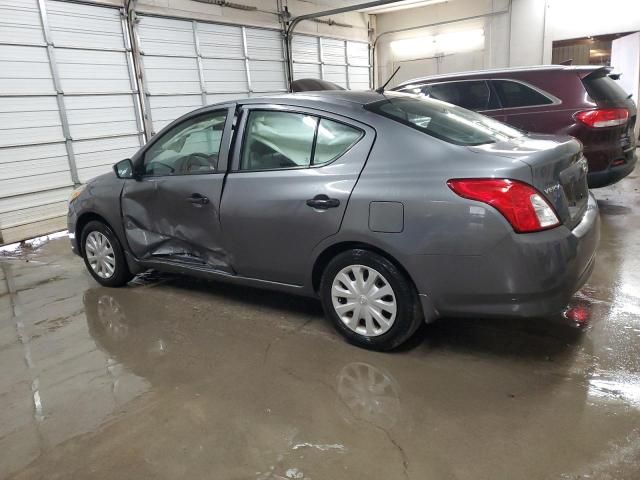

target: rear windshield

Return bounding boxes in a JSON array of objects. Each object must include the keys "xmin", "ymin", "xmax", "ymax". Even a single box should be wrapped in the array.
[
  {"xmin": 583, "ymin": 74, "xmax": 630, "ymax": 102},
  {"xmin": 365, "ymin": 95, "xmax": 523, "ymax": 146}
]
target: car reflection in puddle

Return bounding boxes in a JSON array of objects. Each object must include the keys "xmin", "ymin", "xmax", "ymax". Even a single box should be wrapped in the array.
[
  {"xmin": 75, "ymin": 278, "xmax": 640, "ymax": 480},
  {"xmin": 336, "ymin": 362, "xmax": 401, "ymax": 431}
]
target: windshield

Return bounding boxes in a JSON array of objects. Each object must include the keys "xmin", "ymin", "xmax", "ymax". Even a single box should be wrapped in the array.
[{"xmin": 365, "ymin": 94, "xmax": 524, "ymax": 146}]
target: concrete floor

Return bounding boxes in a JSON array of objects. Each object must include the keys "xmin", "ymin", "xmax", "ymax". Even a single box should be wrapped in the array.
[{"xmin": 1, "ymin": 175, "xmax": 639, "ymax": 480}]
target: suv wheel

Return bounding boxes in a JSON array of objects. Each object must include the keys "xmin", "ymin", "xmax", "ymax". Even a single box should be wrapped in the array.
[
  {"xmin": 81, "ymin": 220, "xmax": 133, "ymax": 287},
  {"xmin": 320, "ymin": 249, "xmax": 423, "ymax": 351}
]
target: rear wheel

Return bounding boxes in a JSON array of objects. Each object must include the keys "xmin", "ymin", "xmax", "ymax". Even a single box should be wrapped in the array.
[
  {"xmin": 320, "ymin": 249, "xmax": 423, "ymax": 351},
  {"xmin": 81, "ymin": 220, "xmax": 133, "ymax": 287}
]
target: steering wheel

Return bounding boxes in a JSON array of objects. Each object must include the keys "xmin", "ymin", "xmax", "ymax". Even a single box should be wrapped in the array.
[
  {"xmin": 182, "ymin": 153, "xmax": 215, "ymax": 173},
  {"xmin": 149, "ymin": 161, "xmax": 175, "ymax": 174}
]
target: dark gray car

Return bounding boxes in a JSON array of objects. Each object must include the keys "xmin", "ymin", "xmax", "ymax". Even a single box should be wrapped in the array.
[{"xmin": 67, "ymin": 91, "xmax": 600, "ymax": 350}]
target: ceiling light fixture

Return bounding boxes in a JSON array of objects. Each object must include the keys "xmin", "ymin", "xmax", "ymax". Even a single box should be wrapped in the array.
[{"xmin": 361, "ymin": 0, "xmax": 449, "ymax": 14}]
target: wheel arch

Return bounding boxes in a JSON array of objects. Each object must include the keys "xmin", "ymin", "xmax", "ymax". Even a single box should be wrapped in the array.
[
  {"xmin": 311, "ymin": 241, "xmax": 417, "ymax": 294},
  {"xmin": 75, "ymin": 211, "xmax": 113, "ymax": 254}
]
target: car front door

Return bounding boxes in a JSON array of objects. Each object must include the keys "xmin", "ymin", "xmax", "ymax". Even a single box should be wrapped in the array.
[
  {"xmin": 219, "ymin": 105, "xmax": 375, "ymax": 285},
  {"xmin": 121, "ymin": 105, "xmax": 235, "ymax": 271}
]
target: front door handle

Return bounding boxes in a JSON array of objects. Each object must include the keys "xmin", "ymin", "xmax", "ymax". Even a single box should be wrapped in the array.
[
  {"xmin": 187, "ymin": 193, "xmax": 209, "ymax": 205},
  {"xmin": 306, "ymin": 194, "xmax": 340, "ymax": 210}
]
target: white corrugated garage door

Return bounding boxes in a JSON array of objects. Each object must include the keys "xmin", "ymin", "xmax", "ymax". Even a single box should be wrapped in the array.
[
  {"xmin": 0, "ymin": 4, "xmax": 371, "ymax": 245},
  {"xmin": 292, "ymin": 35, "xmax": 371, "ymax": 90},
  {"xmin": 0, "ymin": 0, "xmax": 143, "ymax": 244},
  {"xmin": 134, "ymin": 15, "xmax": 289, "ymax": 133}
]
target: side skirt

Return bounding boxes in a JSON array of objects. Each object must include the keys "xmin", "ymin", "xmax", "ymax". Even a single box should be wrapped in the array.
[{"xmin": 127, "ymin": 254, "xmax": 313, "ymax": 297}]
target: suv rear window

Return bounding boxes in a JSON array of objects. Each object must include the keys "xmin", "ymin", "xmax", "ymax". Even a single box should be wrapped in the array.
[
  {"xmin": 365, "ymin": 94, "xmax": 523, "ymax": 146},
  {"xmin": 583, "ymin": 74, "xmax": 630, "ymax": 102}
]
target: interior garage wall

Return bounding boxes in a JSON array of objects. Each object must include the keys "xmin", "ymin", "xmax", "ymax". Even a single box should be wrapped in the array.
[
  {"xmin": 373, "ymin": 0, "xmax": 511, "ymax": 87},
  {"xmin": 375, "ymin": 0, "xmax": 640, "ymax": 87},
  {"xmin": 510, "ymin": 0, "xmax": 640, "ymax": 66},
  {"xmin": 612, "ymin": 32, "xmax": 640, "ymax": 139}
]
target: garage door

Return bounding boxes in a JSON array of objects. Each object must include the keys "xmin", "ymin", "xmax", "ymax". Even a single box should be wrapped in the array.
[
  {"xmin": 134, "ymin": 15, "xmax": 289, "ymax": 134},
  {"xmin": 291, "ymin": 35, "xmax": 371, "ymax": 90},
  {"xmin": 0, "ymin": 0, "xmax": 143, "ymax": 245}
]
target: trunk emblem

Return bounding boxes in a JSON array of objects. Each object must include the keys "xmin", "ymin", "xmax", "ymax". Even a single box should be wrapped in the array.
[{"xmin": 544, "ymin": 184, "xmax": 561, "ymax": 195}]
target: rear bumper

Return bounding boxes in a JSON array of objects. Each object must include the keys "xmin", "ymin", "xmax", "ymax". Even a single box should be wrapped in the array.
[
  {"xmin": 587, "ymin": 148, "xmax": 637, "ymax": 188},
  {"xmin": 412, "ymin": 193, "xmax": 600, "ymax": 319}
]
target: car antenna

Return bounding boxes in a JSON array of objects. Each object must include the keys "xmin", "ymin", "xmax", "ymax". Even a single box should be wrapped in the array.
[{"xmin": 375, "ymin": 66, "xmax": 401, "ymax": 94}]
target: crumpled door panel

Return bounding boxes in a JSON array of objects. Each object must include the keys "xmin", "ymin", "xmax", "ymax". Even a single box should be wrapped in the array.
[{"xmin": 121, "ymin": 176, "xmax": 232, "ymax": 272}]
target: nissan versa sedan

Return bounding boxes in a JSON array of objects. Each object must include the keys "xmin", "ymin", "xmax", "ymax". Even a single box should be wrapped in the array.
[{"xmin": 67, "ymin": 91, "xmax": 600, "ymax": 351}]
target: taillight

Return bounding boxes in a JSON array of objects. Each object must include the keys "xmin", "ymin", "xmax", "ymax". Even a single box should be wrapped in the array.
[
  {"xmin": 575, "ymin": 108, "xmax": 629, "ymax": 128},
  {"xmin": 447, "ymin": 179, "xmax": 560, "ymax": 233}
]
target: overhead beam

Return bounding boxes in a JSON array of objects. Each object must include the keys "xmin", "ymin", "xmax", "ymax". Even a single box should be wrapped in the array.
[
  {"xmin": 287, "ymin": 0, "xmax": 401, "ymax": 33},
  {"xmin": 283, "ymin": 0, "xmax": 402, "ymax": 88}
]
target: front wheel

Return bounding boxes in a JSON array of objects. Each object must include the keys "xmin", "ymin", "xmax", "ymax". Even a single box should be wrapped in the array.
[
  {"xmin": 319, "ymin": 249, "xmax": 423, "ymax": 351},
  {"xmin": 81, "ymin": 220, "xmax": 133, "ymax": 287}
]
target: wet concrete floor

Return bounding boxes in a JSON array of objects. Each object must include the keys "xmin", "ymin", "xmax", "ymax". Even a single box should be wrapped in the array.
[{"xmin": 1, "ymin": 175, "xmax": 640, "ymax": 480}]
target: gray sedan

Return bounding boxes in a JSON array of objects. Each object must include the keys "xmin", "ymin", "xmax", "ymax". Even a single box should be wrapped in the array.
[{"xmin": 67, "ymin": 91, "xmax": 599, "ymax": 350}]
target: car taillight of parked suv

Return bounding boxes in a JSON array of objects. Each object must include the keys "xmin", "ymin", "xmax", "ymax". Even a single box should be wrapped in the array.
[{"xmin": 393, "ymin": 65, "xmax": 637, "ymax": 188}]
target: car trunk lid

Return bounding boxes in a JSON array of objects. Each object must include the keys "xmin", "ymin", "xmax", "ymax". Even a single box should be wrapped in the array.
[{"xmin": 469, "ymin": 134, "xmax": 589, "ymax": 229}]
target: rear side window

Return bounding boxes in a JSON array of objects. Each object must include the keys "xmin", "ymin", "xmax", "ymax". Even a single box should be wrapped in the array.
[
  {"xmin": 314, "ymin": 119, "xmax": 362, "ymax": 165},
  {"xmin": 492, "ymin": 80, "xmax": 554, "ymax": 108},
  {"xmin": 240, "ymin": 111, "xmax": 362, "ymax": 171},
  {"xmin": 428, "ymin": 81, "xmax": 498, "ymax": 111},
  {"xmin": 241, "ymin": 111, "xmax": 316, "ymax": 171},
  {"xmin": 583, "ymin": 75, "xmax": 630, "ymax": 102},
  {"xmin": 365, "ymin": 95, "xmax": 523, "ymax": 146}
]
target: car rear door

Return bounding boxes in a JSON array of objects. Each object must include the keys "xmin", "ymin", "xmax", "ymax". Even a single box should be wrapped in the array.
[
  {"xmin": 219, "ymin": 104, "xmax": 375, "ymax": 285},
  {"xmin": 490, "ymin": 79, "xmax": 561, "ymax": 133},
  {"xmin": 121, "ymin": 105, "xmax": 235, "ymax": 271}
]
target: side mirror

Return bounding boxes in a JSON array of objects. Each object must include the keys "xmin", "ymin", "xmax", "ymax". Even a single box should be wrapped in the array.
[{"xmin": 113, "ymin": 158, "xmax": 135, "ymax": 179}]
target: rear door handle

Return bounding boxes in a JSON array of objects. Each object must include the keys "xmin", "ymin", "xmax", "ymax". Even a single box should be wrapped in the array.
[
  {"xmin": 187, "ymin": 193, "xmax": 209, "ymax": 205},
  {"xmin": 306, "ymin": 194, "xmax": 340, "ymax": 210}
]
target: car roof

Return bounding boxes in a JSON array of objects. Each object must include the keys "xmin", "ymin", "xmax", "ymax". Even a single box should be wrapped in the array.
[
  {"xmin": 239, "ymin": 90, "xmax": 388, "ymax": 107},
  {"xmin": 159, "ymin": 90, "xmax": 418, "ymax": 140},
  {"xmin": 189, "ymin": 90, "xmax": 395, "ymax": 119},
  {"xmin": 394, "ymin": 65, "xmax": 608, "ymax": 88}
]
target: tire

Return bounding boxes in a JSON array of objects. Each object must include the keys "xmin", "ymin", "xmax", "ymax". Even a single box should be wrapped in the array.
[
  {"xmin": 319, "ymin": 249, "xmax": 423, "ymax": 351},
  {"xmin": 81, "ymin": 220, "xmax": 133, "ymax": 287}
]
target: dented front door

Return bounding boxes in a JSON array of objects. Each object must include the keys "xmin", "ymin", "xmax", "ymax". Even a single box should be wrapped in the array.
[{"xmin": 121, "ymin": 106, "xmax": 235, "ymax": 271}]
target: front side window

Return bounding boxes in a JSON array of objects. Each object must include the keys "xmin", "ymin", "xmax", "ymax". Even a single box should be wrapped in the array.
[
  {"xmin": 240, "ymin": 110, "xmax": 362, "ymax": 171},
  {"xmin": 492, "ymin": 80, "xmax": 554, "ymax": 108},
  {"xmin": 428, "ymin": 81, "xmax": 497, "ymax": 111},
  {"xmin": 365, "ymin": 93, "xmax": 523, "ymax": 146},
  {"xmin": 143, "ymin": 110, "xmax": 227, "ymax": 176}
]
